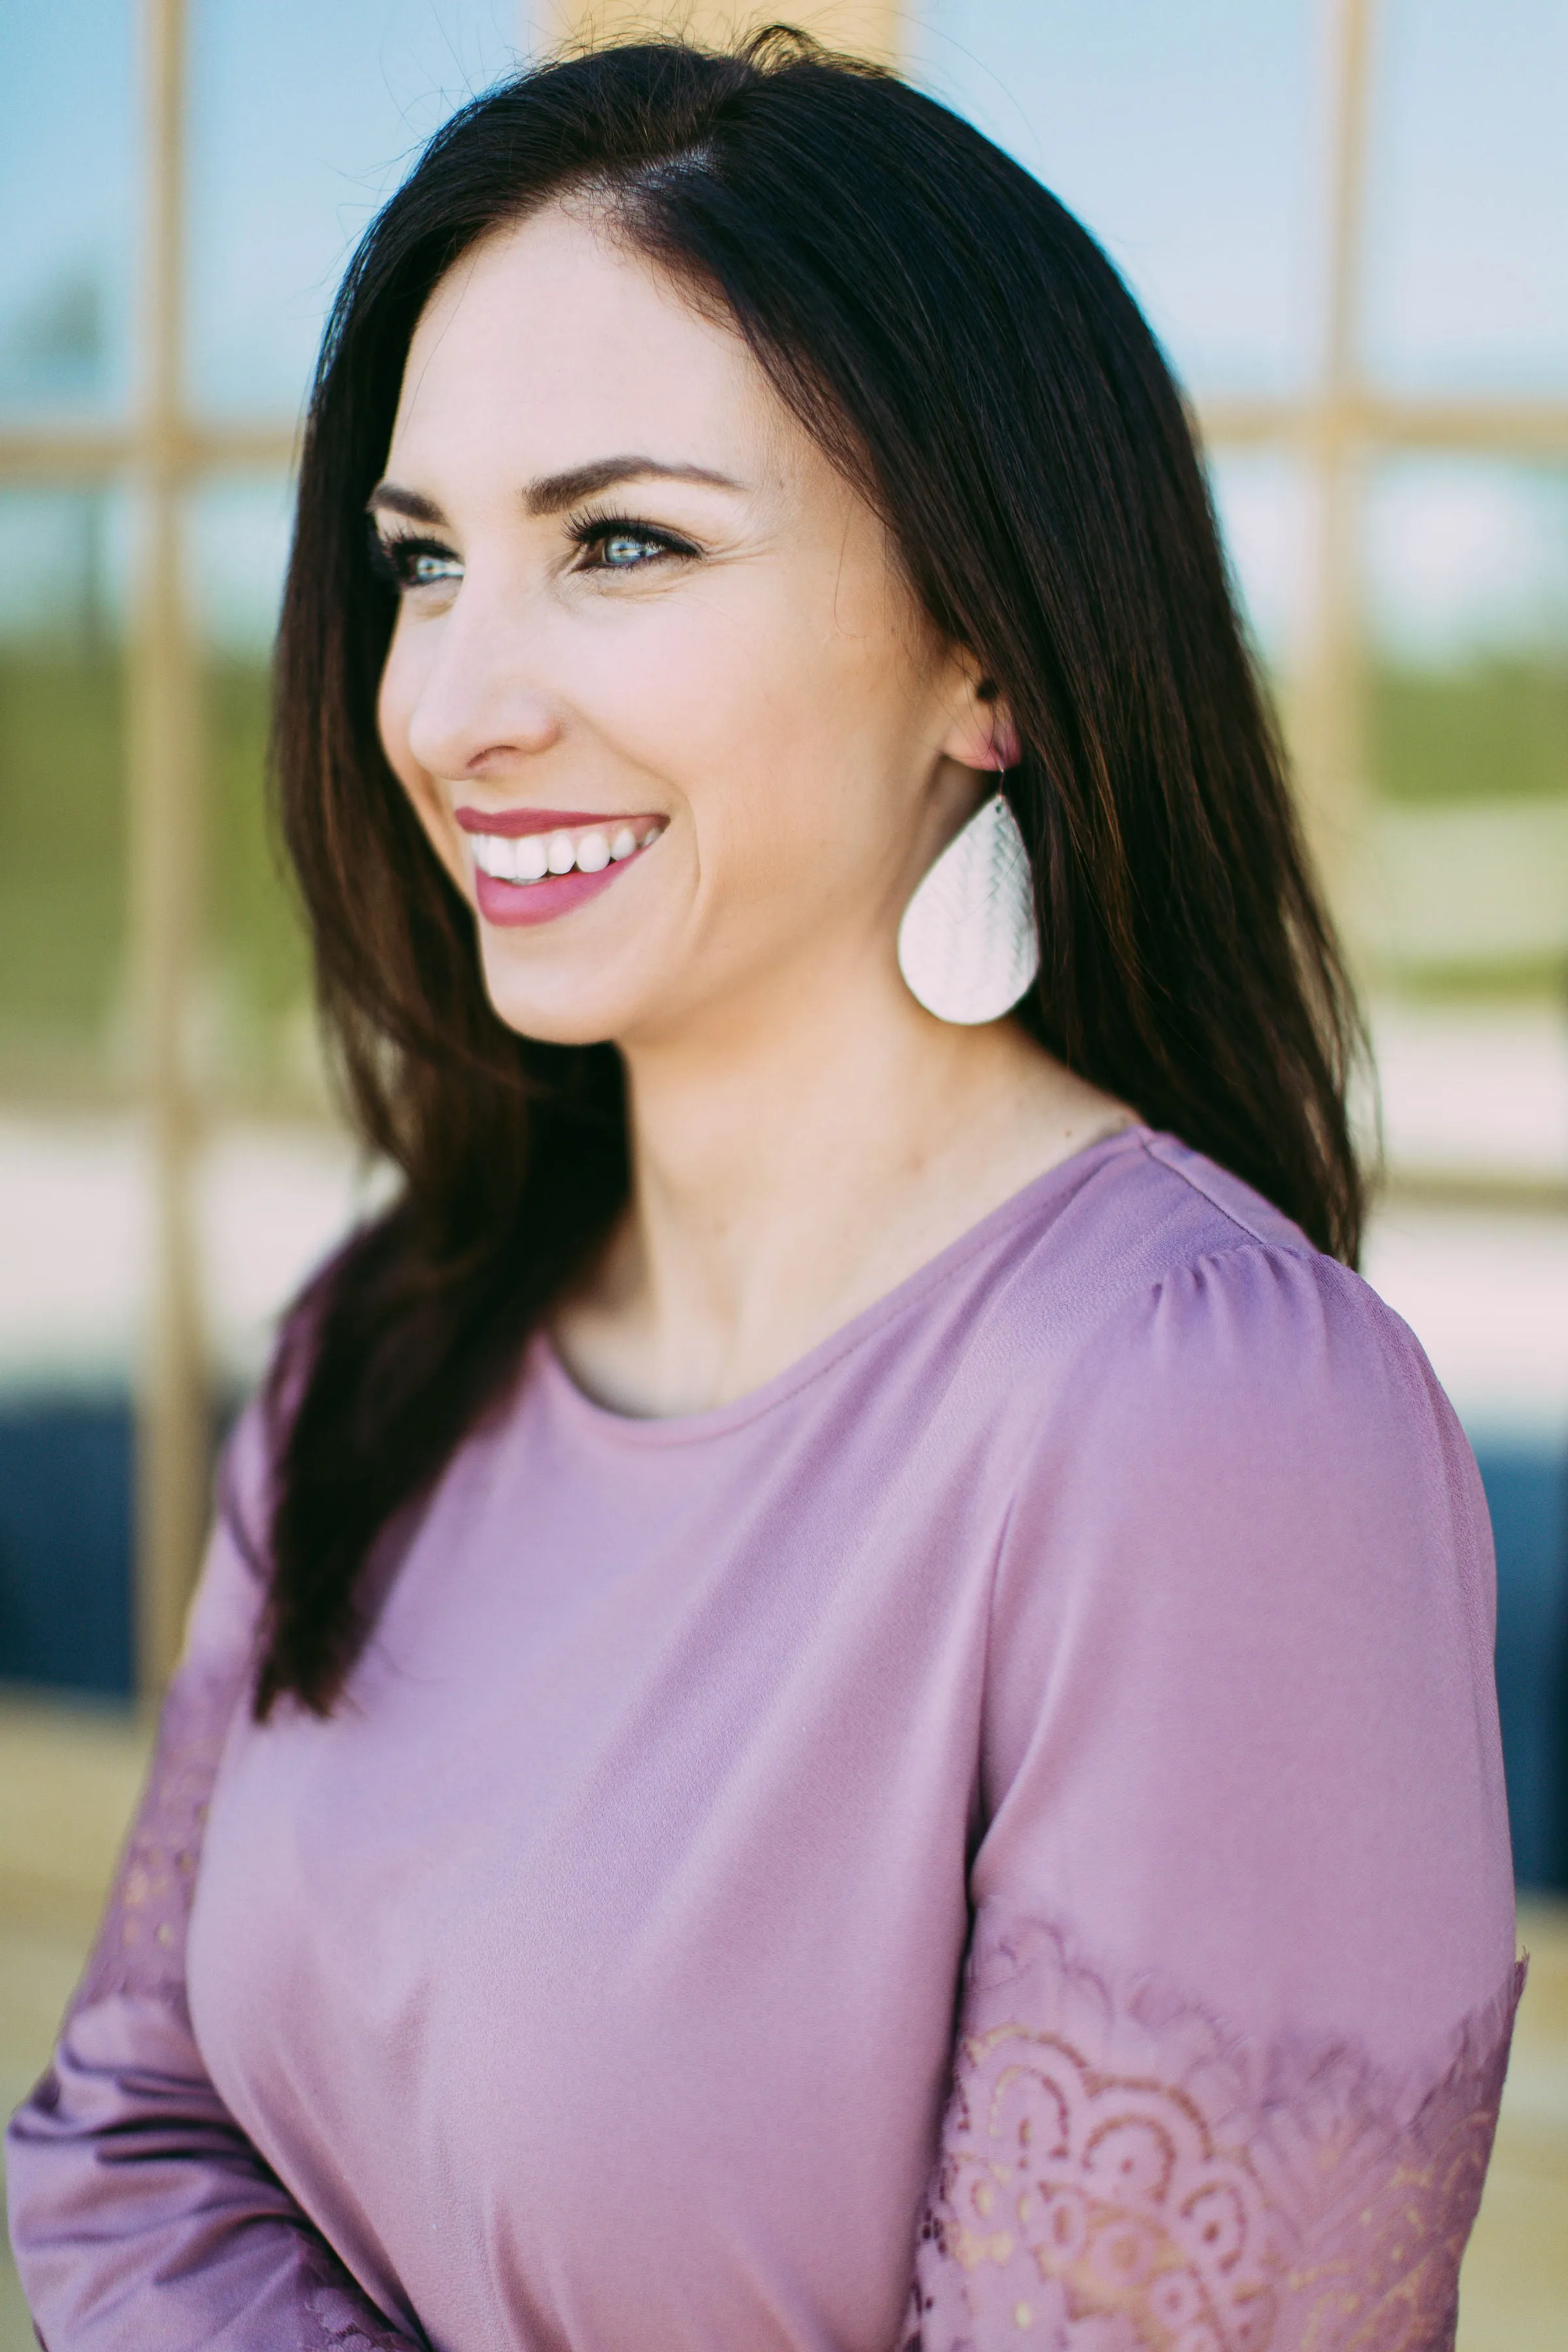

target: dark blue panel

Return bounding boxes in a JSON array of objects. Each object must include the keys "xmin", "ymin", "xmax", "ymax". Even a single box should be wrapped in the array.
[
  {"xmin": 0, "ymin": 1396, "xmax": 134, "ymax": 1696},
  {"xmin": 1476, "ymin": 1441, "xmax": 1568, "ymax": 1892}
]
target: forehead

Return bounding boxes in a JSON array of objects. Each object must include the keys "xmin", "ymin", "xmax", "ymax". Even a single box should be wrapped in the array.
[{"xmin": 389, "ymin": 201, "xmax": 783, "ymax": 479}]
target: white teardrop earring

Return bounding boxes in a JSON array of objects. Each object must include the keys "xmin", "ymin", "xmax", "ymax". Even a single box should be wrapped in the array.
[{"xmin": 896, "ymin": 761, "xmax": 1040, "ymax": 1026}]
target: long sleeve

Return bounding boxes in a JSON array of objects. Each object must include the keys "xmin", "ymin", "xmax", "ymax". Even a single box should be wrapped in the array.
[
  {"xmin": 5, "ymin": 1411, "xmax": 425, "ymax": 2352},
  {"xmin": 910, "ymin": 1237, "xmax": 1523, "ymax": 2352}
]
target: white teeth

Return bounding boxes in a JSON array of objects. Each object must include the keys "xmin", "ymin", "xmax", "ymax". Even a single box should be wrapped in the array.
[{"xmin": 470, "ymin": 821, "xmax": 661, "ymax": 885}]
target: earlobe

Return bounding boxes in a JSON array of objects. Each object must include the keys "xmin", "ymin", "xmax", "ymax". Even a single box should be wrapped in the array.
[
  {"xmin": 986, "ymin": 710, "xmax": 1021, "ymax": 770},
  {"xmin": 941, "ymin": 676, "xmax": 1021, "ymax": 774}
]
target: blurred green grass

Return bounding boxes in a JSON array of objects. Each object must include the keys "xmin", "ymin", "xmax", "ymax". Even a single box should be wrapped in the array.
[
  {"xmin": 0, "ymin": 651, "xmax": 310, "ymax": 1102},
  {"xmin": 0, "ymin": 651, "xmax": 127, "ymax": 1087},
  {"xmin": 1, "ymin": 647, "xmax": 1565, "ymax": 1102},
  {"xmin": 1371, "ymin": 658, "xmax": 1568, "ymax": 807},
  {"xmin": 202, "ymin": 656, "xmax": 312, "ymax": 1039}
]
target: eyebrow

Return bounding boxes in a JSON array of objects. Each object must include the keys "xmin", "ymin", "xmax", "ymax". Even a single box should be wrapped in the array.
[
  {"xmin": 523, "ymin": 456, "xmax": 745, "ymax": 514},
  {"xmin": 367, "ymin": 455, "xmax": 745, "ymax": 529},
  {"xmin": 366, "ymin": 482, "xmax": 445, "ymax": 525}
]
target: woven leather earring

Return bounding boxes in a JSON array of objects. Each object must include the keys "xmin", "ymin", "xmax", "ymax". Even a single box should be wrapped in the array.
[{"xmin": 896, "ymin": 748, "xmax": 1040, "ymax": 1025}]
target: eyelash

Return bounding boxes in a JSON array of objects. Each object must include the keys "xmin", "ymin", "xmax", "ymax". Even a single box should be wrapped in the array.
[
  {"xmin": 570, "ymin": 510, "xmax": 700, "ymax": 571},
  {"xmin": 367, "ymin": 512, "xmax": 700, "ymax": 591},
  {"xmin": 366, "ymin": 531, "xmax": 457, "ymax": 591}
]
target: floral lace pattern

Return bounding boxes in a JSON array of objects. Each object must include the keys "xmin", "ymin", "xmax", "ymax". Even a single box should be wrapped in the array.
[
  {"xmin": 299, "ymin": 2236, "xmax": 427, "ymax": 2351},
  {"xmin": 68, "ymin": 1652, "xmax": 248, "ymax": 2021},
  {"xmin": 909, "ymin": 1916, "xmax": 1524, "ymax": 2352},
  {"xmin": 27, "ymin": 1627, "xmax": 427, "ymax": 2352}
]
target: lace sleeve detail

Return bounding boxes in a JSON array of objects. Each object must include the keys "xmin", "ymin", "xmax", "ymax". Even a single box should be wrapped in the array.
[
  {"xmin": 297, "ymin": 2236, "xmax": 429, "ymax": 2350},
  {"xmin": 14, "ymin": 1559, "xmax": 431, "ymax": 2351},
  {"xmin": 908, "ymin": 1915, "xmax": 1524, "ymax": 2352},
  {"xmin": 65, "ymin": 1642, "xmax": 248, "ymax": 2023}
]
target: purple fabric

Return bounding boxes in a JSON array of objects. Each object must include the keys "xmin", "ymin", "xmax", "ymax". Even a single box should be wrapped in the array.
[
  {"xmin": 5, "ymin": 1473, "xmax": 418, "ymax": 2352},
  {"xmin": 8, "ymin": 1128, "xmax": 1520, "ymax": 2351}
]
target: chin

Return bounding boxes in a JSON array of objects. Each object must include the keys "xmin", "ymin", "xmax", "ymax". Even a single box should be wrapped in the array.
[{"xmin": 476, "ymin": 951, "xmax": 643, "ymax": 1049}]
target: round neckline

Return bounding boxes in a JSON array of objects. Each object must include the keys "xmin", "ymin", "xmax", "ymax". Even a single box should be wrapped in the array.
[{"xmin": 533, "ymin": 1122, "xmax": 1151, "ymax": 1448}]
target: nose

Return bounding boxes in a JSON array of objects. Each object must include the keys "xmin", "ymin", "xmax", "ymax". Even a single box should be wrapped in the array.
[{"xmin": 400, "ymin": 574, "xmax": 563, "ymax": 783}]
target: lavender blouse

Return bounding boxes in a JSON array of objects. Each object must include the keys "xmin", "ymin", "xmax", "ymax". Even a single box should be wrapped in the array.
[{"xmin": 8, "ymin": 1128, "xmax": 1522, "ymax": 2351}]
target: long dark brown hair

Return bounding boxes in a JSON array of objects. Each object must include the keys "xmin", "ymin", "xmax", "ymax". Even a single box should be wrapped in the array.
[{"xmin": 258, "ymin": 29, "xmax": 1365, "ymax": 1718}]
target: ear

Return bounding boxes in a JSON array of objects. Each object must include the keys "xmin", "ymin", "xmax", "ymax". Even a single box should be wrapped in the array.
[{"xmin": 938, "ymin": 663, "xmax": 1022, "ymax": 774}]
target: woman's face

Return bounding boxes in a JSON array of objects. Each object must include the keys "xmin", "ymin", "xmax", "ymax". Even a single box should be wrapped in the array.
[{"xmin": 375, "ymin": 201, "xmax": 1000, "ymax": 1051}]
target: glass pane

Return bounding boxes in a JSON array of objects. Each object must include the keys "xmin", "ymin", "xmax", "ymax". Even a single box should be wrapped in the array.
[
  {"xmin": 910, "ymin": 0, "xmax": 1320, "ymax": 395},
  {"xmin": 1356, "ymin": 460, "xmax": 1568, "ymax": 997},
  {"xmin": 187, "ymin": 0, "xmax": 528, "ymax": 421},
  {"xmin": 1362, "ymin": 0, "xmax": 1568, "ymax": 392},
  {"xmin": 188, "ymin": 476, "xmax": 318, "ymax": 1109},
  {"xmin": 0, "ymin": 487, "xmax": 131, "ymax": 1094},
  {"xmin": 1207, "ymin": 450, "xmax": 1313, "ymax": 672},
  {"xmin": 0, "ymin": 0, "xmax": 137, "ymax": 417}
]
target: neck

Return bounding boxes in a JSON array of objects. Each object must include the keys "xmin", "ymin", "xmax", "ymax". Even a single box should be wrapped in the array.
[{"xmin": 559, "ymin": 954, "xmax": 1128, "ymax": 1416}]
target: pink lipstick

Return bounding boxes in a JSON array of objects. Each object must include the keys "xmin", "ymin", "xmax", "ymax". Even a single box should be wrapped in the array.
[{"xmin": 453, "ymin": 806, "xmax": 666, "ymax": 929}]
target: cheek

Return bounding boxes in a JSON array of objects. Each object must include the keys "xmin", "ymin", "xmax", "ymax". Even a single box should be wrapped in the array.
[
  {"xmin": 376, "ymin": 630, "xmax": 419, "ymax": 788},
  {"xmin": 708, "ymin": 623, "xmax": 922, "ymax": 881},
  {"xmin": 605, "ymin": 644, "xmax": 815, "ymax": 887},
  {"xmin": 587, "ymin": 591, "xmax": 898, "ymax": 855},
  {"xmin": 376, "ymin": 635, "xmax": 467, "ymax": 889}
]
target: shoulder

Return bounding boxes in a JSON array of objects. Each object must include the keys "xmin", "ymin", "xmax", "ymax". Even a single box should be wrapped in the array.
[
  {"xmin": 975, "ymin": 1130, "xmax": 1494, "ymax": 1686},
  {"xmin": 985, "ymin": 1124, "xmax": 1347, "ymax": 1335},
  {"xmin": 180, "ymin": 1396, "xmax": 275, "ymax": 1680},
  {"xmin": 980, "ymin": 1127, "xmax": 1458, "ymax": 1468},
  {"xmin": 969, "ymin": 1128, "xmax": 1490, "ymax": 1630},
  {"xmin": 184, "ymin": 1264, "xmax": 336, "ymax": 1673}
]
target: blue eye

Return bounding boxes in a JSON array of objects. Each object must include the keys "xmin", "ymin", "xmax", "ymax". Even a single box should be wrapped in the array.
[
  {"xmin": 368, "ymin": 531, "xmax": 462, "ymax": 592},
  {"xmin": 574, "ymin": 515, "xmax": 698, "ymax": 574},
  {"xmin": 410, "ymin": 548, "xmax": 462, "ymax": 585},
  {"xmin": 600, "ymin": 531, "xmax": 663, "ymax": 567}
]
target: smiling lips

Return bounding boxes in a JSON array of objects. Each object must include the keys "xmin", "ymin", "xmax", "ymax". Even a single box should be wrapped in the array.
[{"xmin": 454, "ymin": 806, "xmax": 665, "ymax": 928}]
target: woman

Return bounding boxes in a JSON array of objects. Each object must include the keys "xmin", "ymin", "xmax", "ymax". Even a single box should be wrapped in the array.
[{"xmin": 8, "ymin": 33, "xmax": 1519, "ymax": 2351}]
